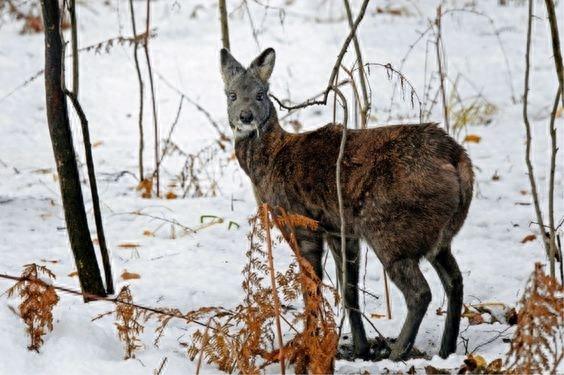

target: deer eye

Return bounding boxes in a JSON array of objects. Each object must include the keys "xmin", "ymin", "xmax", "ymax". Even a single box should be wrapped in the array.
[
  {"xmin": 228, "ymin": 92, "xmax": 237, "ymax": 101},
  {"xmin": 256, "ymin": 92, "xmax": 264, "ymax": 101}
]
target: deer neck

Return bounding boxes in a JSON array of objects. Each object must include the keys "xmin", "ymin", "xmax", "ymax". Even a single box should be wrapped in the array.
[{"xmin": 234, "ymin": 100, "xmax": 284, "ymax": 185}]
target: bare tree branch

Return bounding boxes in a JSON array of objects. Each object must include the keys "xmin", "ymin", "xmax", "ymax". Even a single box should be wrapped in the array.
[
  {"xmin": 271, "ymin": 0, "xmax": 370, "ymax": 111},
  {"xmin": 435, "ymin": 6, "xmax": 450, "ymax": 133},
  {"xmin": 544, "ymin": 0, "xmax": 564, "ymax": 106},
  {"xmin": 128, "ymin": 0, "xmax": 145, "ymax": 181},
  {"xmin": 523, "ymin": 0, "xmax": 551, "ymax": 266},
  {"xmin": 142, "ymin": 0, "xmax": 159, "ymax": 196},
  {"xmin": 548, "ymin": 85, "xmax": 561, "ymax": 277},
  {"xmin": 343, "ymin": 0, "xmax": 370, "ymax": 128},
  {"xmin": 332, "ymin": 85, "xmax": 349, "ymax": 321},
  {"xmin": 219, "ymin": 0, "xmax": 230, "ymax": 50}
]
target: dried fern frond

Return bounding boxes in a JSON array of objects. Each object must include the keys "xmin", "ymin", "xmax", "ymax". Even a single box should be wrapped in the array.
[
  {"xmin": 184, "ymin": 205, "xmax": 338, "ymax": 374},
  {"xmin": 78, "ymin": 31, "xmax": 156, "ymax": 54},
  {"xmin": 505, "ymin": 263, "xmax": 564, "ymax": 374},
  {"xmin": 274, "ymin": 212, "xmax": 319, "ymax": 232},
  {"xmin": 6, "ymin": 263, "xmax": 59, "ymax": 351},
  {"xmin": 114, "ymin": 286, "xmax": 145, "ymax": 359}
]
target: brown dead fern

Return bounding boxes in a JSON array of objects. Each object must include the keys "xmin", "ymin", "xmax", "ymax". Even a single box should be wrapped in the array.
[
  {"xmin": 6, "ymin": 263, "xmax": 59, "ymax": 352},
  {"xmin": 185, "ymin": 205, "xmax": 338, "ymax": 374},
  {"xmin": 271, "ymin": 206, "xmax": 339, "ymax": 374},
  {"xmin": 114, "ymin": 286, "xmax": 145, "ymax": 359},
  {"xmin": 505, "ymin": 263, "xmax": 564, "ymax": 373}
]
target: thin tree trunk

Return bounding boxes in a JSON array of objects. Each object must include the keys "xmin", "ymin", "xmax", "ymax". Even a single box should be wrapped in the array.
[
  {"xmin": 343, "ymin": 0, "xmax": 369, "ymax": 128},
  {"xmin": 523, "ymin": 0, "xmax": 551, "ymax": 265},
  {"xmin": 129, "ymin": 0, "xmax": 145, "ymax": 182},
  {"xmin": 143, "ymin": 0, "xmax": 159, "ymax": 196},
  {"xmin": 435, "ymin": 6, "xmax": 450, "ymax": 133},
  {"xmin": 219, "ymin": 0, "xmax": 230, "ymax": 50},
  {"xmin": 544, "ymin": 0, "xmax": 564, "ymax": 106},
  {"xmin": 333, "ymin": 86, "xmax": 348, "ymax": 321},
  {"xmin": 69, "ymin": 0, "xmax": 78, "ymax": 96},
  {"xmin": 66, "ymin": 0, "xmax": 114, "ymax": 294},
  {"xmin": 39, "ymin": 0, "xmax": 106, "ymax": 298},
  {"xmin": 547, "ymin": 86, "xmax": 561, "ymax": 278}
]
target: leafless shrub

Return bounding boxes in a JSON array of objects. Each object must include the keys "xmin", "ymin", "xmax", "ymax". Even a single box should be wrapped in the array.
[{"xmin": 172, "ymin": 142, "xmax": 226, "ymax": 198}]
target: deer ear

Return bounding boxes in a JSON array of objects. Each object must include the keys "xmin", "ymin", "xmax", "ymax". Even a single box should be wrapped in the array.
[
  {"xmin": 249, "ymin": 48, "xmax": 275, "ymax": 82},
  {"xmin": 220, "ymin": 48, "xmax": 244, "ymax": 85}
]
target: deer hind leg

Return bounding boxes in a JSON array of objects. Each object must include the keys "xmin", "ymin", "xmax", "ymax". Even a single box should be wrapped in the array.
[
  {"xmin": 428, "ymin": 244, "xmax": 463, "ymax": 358},
  {"xmin": 385, "ymin": 257, "xmax": 432, "ymax": 361},
  {"xmin": 326, "ymin": 235, "xmax": 370, "ymax": 359}
]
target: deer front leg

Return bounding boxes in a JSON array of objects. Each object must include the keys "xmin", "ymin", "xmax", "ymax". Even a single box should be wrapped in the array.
[
  {"xmin": 292, "ymin": 229, "xmax": 325, "ymax": 373},
  {"xmin": 296, "ymin": 229, "xmax": 324, "ymax": 280},
  {"xmin": 326, "ymin": 235, "xmax": 370, "ymax": 359}
]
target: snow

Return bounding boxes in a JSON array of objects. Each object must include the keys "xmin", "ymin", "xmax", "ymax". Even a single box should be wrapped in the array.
[{"xmin": 0, "ymin": 0, "xmax": 562, "ymax": 373}]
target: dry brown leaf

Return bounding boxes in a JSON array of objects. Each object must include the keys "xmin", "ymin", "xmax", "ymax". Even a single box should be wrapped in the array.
[
  {"xmin": 40, "ymin": 259, "xmax": 59, "ymax": 264},
  {"xmin": 485, "ymin": 358, "xmax": 503, "ymax": 373},
  {"xmin": 143, "ymin": 230, "xmax": 155, "ymax": 237},
  {"xmin": 520, "ymin": 234, "xmax": 536, "ymax": 244},
  {"xmin": 375, "ymin": 6, "xmax": 410, "ymax": 16},
  {"xmin": 462, "ymin": 305, "xmax": 484, "ymax": 325},
  {"xmin": 370, "ymin": 312, "xmax": 386, "ymax": 319},
  {"xmin": 118, "ymin": 242, "xmax": 140, "ymax": 249},
  {"xmin": 165, "ymin": 191, "xmax": 177, "ymax": 200},
  {"xmin": 505, "ymin": 307, "xmax": 518, "ymax": 325},
  {"xmin": 32, "ymin": 168, "xmax": 52, "ymax": 174},
  {"xmin": 464, "ymin": 134, "xmax": 482, "ymax": 143},
  {"xmin": 92, "ymin": 140, "xmax": 104, "ymax": 148},
  {"xmin": 121, "ymin": 270, "xmax": 141, "ymax": 280},
  {"xmin": 424, "ymin": 365, "xmax": 450, "ymax": 374},
  {"xmin": 68, "ymin": 271, "xmax": 78, "ymax": 277},
  {"xmin": 473, "ymin": 354, "xmax": 487, "ymax": 369},
  {"xmin": 464, "ymin": 355, "xmax": 478, "ymax": 372},
  {"xmin": 469, "ymin": 313, "xmax": 484, "ymax": 325},
  {"xmin": 23, "ymin": 16, "xmax": 43, "ymax": 34},
  {"xmin": 136, "ymin": 178, "xmax": 153, "ymax": 199}
]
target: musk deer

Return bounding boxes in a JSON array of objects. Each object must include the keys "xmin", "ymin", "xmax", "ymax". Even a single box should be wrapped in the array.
[{"xmin": 220, "ymin": 48, "xmax": 474, "ymax": 361}]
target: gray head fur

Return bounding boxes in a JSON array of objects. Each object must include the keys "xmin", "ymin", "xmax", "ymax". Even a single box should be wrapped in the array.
[{"xmin": 220, "ymin": 48, "xmax": 275, "ymax": 140}]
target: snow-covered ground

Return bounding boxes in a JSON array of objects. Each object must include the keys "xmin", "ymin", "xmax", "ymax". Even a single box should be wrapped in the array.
[{"xmin": 0, "ymin": 0, "xmax": 562, "ymax": 373}]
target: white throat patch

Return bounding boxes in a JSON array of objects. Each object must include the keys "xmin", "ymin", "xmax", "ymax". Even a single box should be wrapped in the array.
[{"xmin": 233, "ymin": 121, "xmax": 260, "ymax": 141}]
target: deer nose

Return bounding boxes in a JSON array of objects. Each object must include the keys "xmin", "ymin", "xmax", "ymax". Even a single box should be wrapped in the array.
[{"xmin": 239, "ymin": 110, "xmax": 254, "ymax": 124}]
